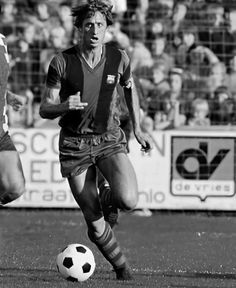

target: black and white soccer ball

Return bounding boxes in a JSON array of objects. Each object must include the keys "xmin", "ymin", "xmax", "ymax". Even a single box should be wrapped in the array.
[{"xmin": 56, "ymin": 243, "xmax": 96, "ymax": 282}]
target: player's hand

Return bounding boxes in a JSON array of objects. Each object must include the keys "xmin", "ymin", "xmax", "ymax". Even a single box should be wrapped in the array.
[
  {"xmin": 7, "ymin": 92, "xmax": 26, "ymax": 111},
  {"xmin": 68, "ymin": 92, "xmax": 88, "ymax": 110},
  {"xmin": 134, "ymin": 130, "xmax": 153, "ymax": 153}
]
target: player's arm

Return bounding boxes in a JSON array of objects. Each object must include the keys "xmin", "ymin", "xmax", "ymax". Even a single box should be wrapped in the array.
[
  {"xmin": 121, "ymin": 50, "xmax": 152, "ymax": 152},
  {"xmin": 39, "ymin": 54, "xmax": 87, "ymax": 120},
  {"xmin": 123, "ymin": 81, "xmax": 152, "ymax": 152},
  {"xmin": 39, "ymin": 88, "xmax": 88, "ymax": 120}
]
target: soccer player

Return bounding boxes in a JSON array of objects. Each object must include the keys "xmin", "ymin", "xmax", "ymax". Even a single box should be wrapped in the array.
[
  {"xmin": 0, "ymin": 31, "xmax": 26, "ymax": 205},
  {"xmin": 39, "ymin": 0, "xmax": 152, "ymax": 280}
]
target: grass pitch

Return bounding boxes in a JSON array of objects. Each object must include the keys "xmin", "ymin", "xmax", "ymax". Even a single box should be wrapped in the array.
[{"xmin": 1, "ymin": 209, "xmax": 236, "ymax": 288}]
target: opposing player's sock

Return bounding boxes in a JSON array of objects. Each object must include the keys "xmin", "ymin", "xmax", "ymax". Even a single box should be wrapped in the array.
[
  {"xmin": 99, "ymin": 182, "xmax": 119, "ymax": 228},
  {"xmin": 88, "ymin": 222, "xmax": 133, "ymax": 280}
]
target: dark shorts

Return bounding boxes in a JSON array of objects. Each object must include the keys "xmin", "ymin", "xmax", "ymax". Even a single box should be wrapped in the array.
[
  {"xmin": 0, "ymin": 132, "xmax": 17, "ymax": 152},
  {"xmin": 59, "ymin": 128, "xmax": 127, "ymax": 178}
]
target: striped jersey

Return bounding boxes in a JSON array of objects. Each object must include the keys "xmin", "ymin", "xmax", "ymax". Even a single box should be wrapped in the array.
[
  {"xmin": 46, "ymin": 44, "xmax": 132, "ymax": 134},
  {"xmin": 0, "ymin": 33, "xmax": 9, "ymax": 137}
]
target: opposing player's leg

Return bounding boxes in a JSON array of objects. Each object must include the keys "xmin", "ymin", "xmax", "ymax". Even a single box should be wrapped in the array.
[
  {"xmin": 67, "ymin": 166, "xmax": 133, "ymax": 280},
  {"xmin": 97, "ymin": 152, "xmax": 138, "ymax": 213},
  {"xmin": 0, "ymin": 133, "xmax": 25, "ymax": 205}
]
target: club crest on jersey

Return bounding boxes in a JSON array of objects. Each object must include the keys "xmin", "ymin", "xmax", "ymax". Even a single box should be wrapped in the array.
[{"xmin": 106, "ymin": 75, "xmax": 116, "ymax": 84}]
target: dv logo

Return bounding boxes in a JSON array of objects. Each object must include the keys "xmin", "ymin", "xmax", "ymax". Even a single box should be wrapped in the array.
[{"xmin": 175, "ymin": 142, "xmax": 230, "ymax": 180}]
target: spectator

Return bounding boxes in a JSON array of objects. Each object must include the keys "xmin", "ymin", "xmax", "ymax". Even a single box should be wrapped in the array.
[
  {"xmin": 10, "ymin": 21, "xmax": 46, "ymax": 108},
  {"xmin": 198, "ymin": 2, "xmax": 234, "ymax": 71},
  {"xmin": 104, "ymin": 19, "xmax": 130, "ymax": 50},
  {"xmin": 145, "ymin": 61, "xmax": 170, "ymax": 117},
  {"xmin": 171, "ymin": 1, "xmax": 188, "ymax": 34},
  {"xmin": 209, "ymin": 86, "xmax": 236, "ymax": 125},
  {"xmin": 206, "ymin": 61, "xmax": 227, "ymax": 97},
  {"xmin": 128, "ymin": 25, "xmax": 153, "ymax": 76},
  {"xmin": 57, "ymin": 1, "xmax": 75, "ymax": 46},
  {"xmin": 122, "ymin": 0, "xmax": 148, "ymax": 40},
  {"xmin": 3, "ymin": 1, "xmax": 236, "ymax": 128},
  {"xmin": 227, "ymin": 5, "xmax": 236, "ymax": 40},
  {"xmin": 188, "ymin": 45, "xmax": 219, "ymax": 77},
  {"xmin": 0, "ymin": 0, "xmax": 16, "ymax": 40},
  {"xmin": 40, "ymin": 26, "xmax": 67, "ymax": 77},
  {"xmin": 149, "ymin": 67, "xmax": 187, "ymax": 129},
  {"xmin": 124, "ymin": 0, "xmax": 148, "ymax": 27},
  {"xmin": 176, "ymin": 24, "xmax": 219, "ymax": 73},
  {"xmin": 141, "ymin": 115, "xmax": 154, "ymax": 134},
  {"xmin": 146, "ymin": 1, "xmax": 173, "ymax": 45},
  {"xmin": 111, "ymin": 0, "xmax": 127, "ymax": 21},
  {"xmin": 28, "ymin": 1, "xmax": 60, "ymax": 42},
  {"xmin": 151, "ymin": 33, "xmax": 174, "ymax": 74},
  {"xmin": 226, "ymin": 51, "xmax": 236, "ymax": 98},
  {"xmin": 181, "ymin": 27, "xmax": 220, "ymax": 99},
  {"xmin": 187, "ymin": 98, "xmax": 211, "ymax": 126},
  {"xmin": 153, "ymin": 110, "xmax": 168, "ymax": 130},
  {"xmin": 176, "ymin": 24, "xmax": 199, "ymax": 68}
]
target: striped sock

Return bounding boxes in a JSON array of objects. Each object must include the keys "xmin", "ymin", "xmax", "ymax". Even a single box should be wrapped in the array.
[{"xmin": 88, "ymin": 222, "xmax": 127, "ymax": 270}]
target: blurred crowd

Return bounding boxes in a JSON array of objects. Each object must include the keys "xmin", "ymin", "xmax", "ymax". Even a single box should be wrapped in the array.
[{"xmin": 1, "ymin": 0, "xmax": 236, "ymax": 132}]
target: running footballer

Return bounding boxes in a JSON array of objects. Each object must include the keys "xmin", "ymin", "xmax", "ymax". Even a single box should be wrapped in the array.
[{"xmin": 40, "ymin": 0, "xmax": 152, "ymax": 280}]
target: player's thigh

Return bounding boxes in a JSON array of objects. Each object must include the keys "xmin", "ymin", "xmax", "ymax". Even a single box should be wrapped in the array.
[
  {"xmin": 0, "ymin": 151, "xmax": 25, "ymax": 200},
  {"xmin": 67, "ymin": 166, "xmax": 103, "ymax": 222},
  {"xmin": 97, "ymin": 153, "xmax": 138, "ymax": 209}
]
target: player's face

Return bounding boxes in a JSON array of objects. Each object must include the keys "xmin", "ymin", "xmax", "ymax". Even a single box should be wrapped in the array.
[{"xmin": 80, "ymin": 11, "xmax": 107, "ymax": 49}]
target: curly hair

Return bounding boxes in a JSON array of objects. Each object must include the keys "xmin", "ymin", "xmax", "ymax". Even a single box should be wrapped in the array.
[{"xmin": 71, "ymin": 0, "xmax": 113, "ymax": 28}]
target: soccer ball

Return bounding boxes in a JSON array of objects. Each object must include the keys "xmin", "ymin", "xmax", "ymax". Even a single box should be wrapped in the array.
[{"xmin": 56, "ymin": 243, "xmax": 96, "ymax": 282}]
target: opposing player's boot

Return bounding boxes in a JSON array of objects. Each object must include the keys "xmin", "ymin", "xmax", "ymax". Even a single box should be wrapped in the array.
[{"xmin": 99, "ymin": 182, "xmax": 119, "ymax": 228}]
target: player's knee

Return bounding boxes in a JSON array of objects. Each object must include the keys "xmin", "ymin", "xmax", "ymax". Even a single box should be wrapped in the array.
[
  {"xmin": 120, "ymin": 192, "xmax": 138, "ymax": 211},
  {"xmin": 0, "ymin": 179, "xmax": 25, "ymax": 205},
  {"xmin": 10, "ymin": 186, "xmax": 25, "ymax": 202}
]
